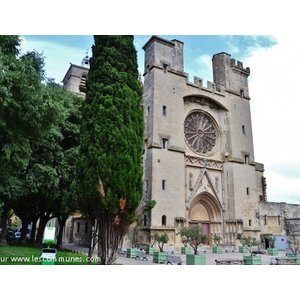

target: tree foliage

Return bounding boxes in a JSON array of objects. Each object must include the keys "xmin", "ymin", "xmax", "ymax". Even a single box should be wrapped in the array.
[
  {"xmin": 179, "ymin": 225, "xmax": 207, "ymax": 254},
  {"xmin": 0, "ymin": 36, "xmax": 82, "ymax": 244},
  {"xmin": 15, "ymin": 82, "xmax": 82, "ymax": 245},
  {"xmin": 0, "ymin": 36, "xmax": 52, "ymax": 242},
  {"xmin": 77, "ymin": 35, "xmax": 144, "ymax": 264},
  {"xmin": 212, "ymin": 234, "xmax": 222, "ymax": 246},
  {"xmin": 236, "ymin": 233, "xmax": 259, "ymax": 256},
  {"xmin": 153, "ymin": 233, "xmax": 169, "ymax": 252}
]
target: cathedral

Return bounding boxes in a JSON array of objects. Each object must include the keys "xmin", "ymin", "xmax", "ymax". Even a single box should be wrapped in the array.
[{"xmin": 63, "ymin": 36, "xmax": 300, "ymax": 249}]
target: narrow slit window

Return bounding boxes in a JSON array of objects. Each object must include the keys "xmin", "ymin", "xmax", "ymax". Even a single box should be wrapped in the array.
[
  {"xmin": 189, "ymin": 173, "xmax": 193, "ymax": 191},
  {"xmin": 249, "ymin": 220, "xmax": 252, "ymax": 226},
  {"xmin": 145, "ymin": 180, "xmax": 148, "ymax": 192},
  {"xmin": 246, "ymin": 187, "xmax": 250, "ymax": 195},
  {"xmin": 162, "ymin": 180, "xmax": 166, "ymax": 190},
  {"xmin": 162, "ymin": 106, "xmax": 167, "ymax": 116},
  {"xmin": 162, "ymin": 138, "xmax": 168, "ymax": 149},
  {"xmin": 242, "ymin": 125, "xmax": 246, "ymax": 134},
  {"xmin": 162, "ymin": 215, "xmax": 167, "ymax": 226}
]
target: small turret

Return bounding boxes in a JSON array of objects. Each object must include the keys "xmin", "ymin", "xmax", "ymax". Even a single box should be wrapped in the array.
[
  {"xmin": 212, "ymin": 52, "xmax": 250, "ymax": 98},
  {"xmin": 143, "ymin": 36, "xmax": 184, "ymax": 75}
]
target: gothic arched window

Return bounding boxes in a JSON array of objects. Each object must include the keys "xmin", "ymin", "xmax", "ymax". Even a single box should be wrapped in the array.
[{"xmin": 162, "ymin": 215, "xmax": 167, "ymax": 226}]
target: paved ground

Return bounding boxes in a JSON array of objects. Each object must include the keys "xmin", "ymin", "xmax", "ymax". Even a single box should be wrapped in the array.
[{"xmin": 62, "ymin": 243, "xmax": 287, "ymax": 265}]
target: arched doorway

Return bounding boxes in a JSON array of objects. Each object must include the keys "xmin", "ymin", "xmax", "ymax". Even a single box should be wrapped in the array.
[{"xmin": 189, "ymin": 192, "xmax": 222, "ymax": 243}]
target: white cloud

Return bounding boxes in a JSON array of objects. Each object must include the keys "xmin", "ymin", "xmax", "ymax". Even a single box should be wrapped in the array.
[
  {"xmin": 226, "ymin": 40, "xmax": 240, "ymax": 54},
  {"xmin": 195, "ymin": 54, "xmax": 213, "ymax": 83},
  {"xmin": 266, "ymin": 171, "xmax": 300, "ymax": 204},
  {"xmin": 244, "ymin": 34, "xmax": 300, "ymax": 204}
]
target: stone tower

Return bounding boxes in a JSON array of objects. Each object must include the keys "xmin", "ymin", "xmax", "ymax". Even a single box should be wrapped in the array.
[
  {"xmin": 62, "ymin": 52, "xmax": 90, "ymax": 96},
  {"xmin": 141, "ymin": 36, "xmax": 266, "ymax": 246}
]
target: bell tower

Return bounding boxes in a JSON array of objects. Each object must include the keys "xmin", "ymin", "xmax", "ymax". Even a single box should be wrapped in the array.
[{"xmin": 62, "ymin": 51, "xmax": 90, "ymax": 96}]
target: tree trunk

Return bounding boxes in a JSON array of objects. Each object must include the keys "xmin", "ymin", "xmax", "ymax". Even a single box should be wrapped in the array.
[
  {"xmin": 88, "ymin": 218, "xmax": 98, "ymax": 263},
  {"xmin": 29, "ymin": 216, "xmax": 38, "ymax": 245},
  {"xmin": 0, "ymin": 205, "xmax": 8, "ymax": 244},
  {"xmin": 87, "ymin": 219, "xmax": 94, "ymax": 260},
  {"xmin": 97, "ymin": 212, "xmax": 131, "ymax": 265},
  {"xmin": 20, "ymin": 218, "xmax": 29, "ymax": 243},
  {"xmin": 56, "ymin": 216, "xmax": 67, "ymax": 250},
  {"xmin": 35, "ymin": 214, "xmax": 50, "ymax": 246}
]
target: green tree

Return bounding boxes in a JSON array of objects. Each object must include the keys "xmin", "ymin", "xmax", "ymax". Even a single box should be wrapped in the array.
[
  {"xmin": 153, "ymin": 233, "xmax": 169, "ymax": 252},
  {"xmin": 77, "ymin": 35, "xmax": 144, "ymax": 264},
  {"xmin": 15, "ymin": 81, "xmax": 82, "ymax": 245},
  {"xmin": 212, "ymin": 233, "xmax": 222, "ymax": 246},
  {"xmin": 179, "ymin": 225, "xmax": 207, "ymax": 255},
  {"xmin": 236, "ymin": 233, "xmax": 259, "ymax": 256},
  {"xmin": 0, "ymin": 37, "xmax": 52, "ymax": 242}
]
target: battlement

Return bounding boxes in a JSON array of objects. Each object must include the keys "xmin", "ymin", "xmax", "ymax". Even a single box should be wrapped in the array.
[
  {"xmin": 230, "ymin": 58, "xmax": 250, "ymax": 76},
  {"xmin": 186, "ymin": 76, "xmax": 225, "ymax": 96},
  {"xmin": 143, "ymin": 36, "xmax": 250, "ymax": 98},
  {"xmin": 212, "ymin": 52, "xmax": 250, "ymax": 97},
  {"xmin": 143, "ymin": 35, "xmax": 184, "ymax": 74}
]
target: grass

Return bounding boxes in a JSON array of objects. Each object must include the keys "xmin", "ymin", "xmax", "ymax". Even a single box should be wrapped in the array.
[{"xmin": 0, "ymin": 244, "xmax": 95, "ymax": 265}]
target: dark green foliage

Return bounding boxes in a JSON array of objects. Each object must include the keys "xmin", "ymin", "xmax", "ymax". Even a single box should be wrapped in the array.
[
  {"xmin": 16, "ymin": 83, "xmax": 82, "ymax": 244},
  {"xmin": 0, "ymin": 35, "xmax": 20, "ymax": 56},
  {"xmin": 78, "ymin": 35, "xmax": 144, "ymax": 264},
  {"xmin": 0, "ymin": 35, "xmax": 82, "ymax": 244},
  {"xmin": 142, "ymin": 200, "xmax": 156, "ymax": 214},
  {"xmin": 0, "ymin": 40, "xmax": 51, "ymax": 200},
  {"xmin": 0, "ymin": 37, "xmax": 52, "ymax": 243}
]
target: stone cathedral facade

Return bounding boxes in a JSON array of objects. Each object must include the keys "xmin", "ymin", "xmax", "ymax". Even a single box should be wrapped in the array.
[
  {"xmin": 63, "ymin": 36, "xmax": 300, "ymax": 249},
  {"xmin": 140, "ymin": 36, "xmax": 300, "ymax": 248}
]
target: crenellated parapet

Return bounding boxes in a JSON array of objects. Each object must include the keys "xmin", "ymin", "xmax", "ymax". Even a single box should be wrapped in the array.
[
  {"xmin": 143, "ymin": 36, "xmax": 250, "ymax": 99},
  {"xmin": 186, "ymin": 76, "xmax": 226, "ymax": 96},
  {"xmin": 230, "ymin": 58, "xmax": 250, "ymax": 77},
  {"xmin": 212, "ymin": 52, "xmax": 250, "ymax": 98}
]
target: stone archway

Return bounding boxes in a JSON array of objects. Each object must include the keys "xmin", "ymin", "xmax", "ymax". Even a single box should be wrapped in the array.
[{"xmin": 189, "ymin": 192, "xmax": 223, "ymax": 243}]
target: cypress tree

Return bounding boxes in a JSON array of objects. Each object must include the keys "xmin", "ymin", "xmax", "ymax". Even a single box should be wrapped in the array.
[{"xmin": 78, "ymin": 36, "xmax": 144, "ymax": 264}]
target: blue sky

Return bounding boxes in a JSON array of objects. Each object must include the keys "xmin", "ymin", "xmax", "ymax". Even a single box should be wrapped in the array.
[
  {"xmin": 19, "ymin": 35, "xmax": 300, "ymax": 205},
  {"xmin": 21, "ymin": 35, "xmax": 276, "ymax": 84}
]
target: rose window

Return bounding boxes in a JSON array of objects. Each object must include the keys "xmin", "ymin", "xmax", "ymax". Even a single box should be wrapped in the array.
[{"xmin": 184, "ymin": 111, "xmax": 217, "ymax": 154}]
